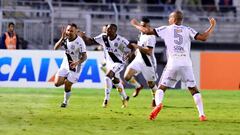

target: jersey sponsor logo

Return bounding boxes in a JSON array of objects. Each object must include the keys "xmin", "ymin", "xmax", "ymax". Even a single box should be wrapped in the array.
[
  {"xmin": 0, "ymin": 57, "xmax": 100, "ymax": 83},
  {"xmin": 173, "ymin": 45, "xmax": 185, "ymax": 53}
]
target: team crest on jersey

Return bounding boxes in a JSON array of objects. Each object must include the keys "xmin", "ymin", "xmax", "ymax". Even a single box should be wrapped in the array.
[{"xmin": 114, "ymin": 43, "xmax": 118, "ymax": 47}]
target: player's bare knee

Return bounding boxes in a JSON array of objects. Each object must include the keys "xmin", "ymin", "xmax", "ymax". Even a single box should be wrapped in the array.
[
  {"xmin": 54, "ymin": 82, "xmax": 61, "ymax": 87},
  {"xmin": 147, "ymin": 81, "xmax": 155, "ymax": 88},
  {"xmin": 64, "ymin": 89, "xmax": 71, "ymax": 92},
  {"xmin": 124, "ymin": 75, "xmax": 131, "ymax": 82},
  {"xmin": 112, "ymin": 78, "xmax": 120, "ymax": 84},
  {"xmin": 158, "ymin": 85, "xmax": 167, "ymax": 91},
  {"xmin": 188, "ymin": 87, "xmax": 199, "ymax": 95}
]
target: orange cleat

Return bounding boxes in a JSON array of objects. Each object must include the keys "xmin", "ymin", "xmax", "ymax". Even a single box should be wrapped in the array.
[
  {"xmin": 199, "ymin": 115, "xmax": 207, "ymax": 121},
  {"xmin": 149, "ymin": 103, "xmax": 163, "ymax": 120},
  {"xmin": 132, "ymin": 85, "xmax": 144, "ymax": 97}
]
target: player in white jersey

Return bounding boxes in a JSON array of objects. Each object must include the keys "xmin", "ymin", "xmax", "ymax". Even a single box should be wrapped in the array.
[
  {"xmin": 54, "ymin": 23, "xmax": 87, "ymax": 108},
  {"xmin": 124, "ymin": 18, "xmax": 158, "ymax": 107},
  {"xmin": 131, "ymin": 10, "xmax": 216, "ymax": 121},
  {"xmin": 83, "ymin": 24, "xmax": 135, "ymax": 108}
]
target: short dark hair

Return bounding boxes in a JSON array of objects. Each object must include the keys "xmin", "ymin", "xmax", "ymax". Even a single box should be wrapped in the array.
[
  {"xmin": 109, "ymin": 24, "xmax": 117, "ymax": 31},
  {"xmin": 68, "ymin": 23, "xmax": 78, "ymax": 29},
  {"xmin": 141, "ymin": 17, "xmax": 150, "ymax": 23},
  {"xmin": 8, "ymin": 22, "xmax": 15, "ymax": 27}
]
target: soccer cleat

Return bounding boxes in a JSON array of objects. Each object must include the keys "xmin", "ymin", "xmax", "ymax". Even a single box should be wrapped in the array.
[
  {"xmin": 151, "ymin": 99, "xmax": 156, "ymax": 108},
  {"xmin": 132, "ymin": 85, "xmax": 144, "ymax": 97},
  {"xmin": 121, "ymin": 96, "xmax": 130, "ymax": 108},
  {"xmin": 102, "ymin": 100, "xmax": 108, "ymax": 108},
  {"xmin": 199, "ymin": 115, "xmax": 207, "ymax": 121},
  {"xmin": 149, "ymin": 103, "xmax": 163, "ymax": 120},
  {"xmin": 60, "ymin": 103, "xmax": 67, "ymax": 108}
]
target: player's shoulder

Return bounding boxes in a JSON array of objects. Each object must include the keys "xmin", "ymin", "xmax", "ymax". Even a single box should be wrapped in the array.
[
  {"xmin": 155, "ymin": 25, "xmax": 168, "ymax": 31},
  {"xmin": 76, "ymin": 35, "xmax": 84, "ymax": 42},
  {"xmin": 117, "ymin": 34, "xmax": 129, "ymax": 42},
  {"xmin": 75, "ymin": 36, "xmax": 86, "ymax": 45},
  {"xmin": 142, "ymin": 34, "xmax": 156, "ymax": 40},
  {"xmin": 181, "ymin": 25, "xmax": 194, "ymax": 30}
]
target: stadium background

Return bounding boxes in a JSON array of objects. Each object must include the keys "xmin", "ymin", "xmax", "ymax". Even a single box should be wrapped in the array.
[{"xmin": 0, "ymin": 0, "xmax": 240, "ymax": 90}]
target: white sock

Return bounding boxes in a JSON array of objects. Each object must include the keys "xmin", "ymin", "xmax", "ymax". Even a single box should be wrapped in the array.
[
  {"xmin": 155, "ymin": 89, "xmax": 164, "ymax": 106},
  {"xmin": 104, "ymin": 77, "xmax": 112, "ymax": 101},
  {"xmin": 115, "ymin": 83, "xmax": 127, "ymax": 100},
  {"xmin": 104, "ymin": 88, "xmax": 111, "ymax": 101},
  {"xmin": 63, "ymin": 91, "xmax": 71, "ymax": 104},
  {"xmin": 128, "ymin": 77, "xmax": 141, "ymax": 88},
  {"xmin": 193, "ymin": 93, "xmax": 205, "ymax": 117},
  {"xmin": 151, "ymin": 85, "xmax": 158, "ymax": 99}
]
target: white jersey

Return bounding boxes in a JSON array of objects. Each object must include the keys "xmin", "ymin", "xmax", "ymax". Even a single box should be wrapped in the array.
[
  {"xmin": 136, "ymin": 33, "xmax": 157, "ymax": 68},
  {"xmin": 93, "ymin": 33, "xmax": 130, "ymax": 64},
  {"xmin": 154, "ymin": 24, "xmax": 198, "ymax": 68},
  {"xmin": 61, "ymin": 36, "xmax": 87, "ymax": 73}
]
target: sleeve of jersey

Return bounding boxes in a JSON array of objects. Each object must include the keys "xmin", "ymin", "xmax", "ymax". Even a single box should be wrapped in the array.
[
  {"xmin": 93, "ymin": 34, "xmax": 104, "ymax": 45},
  {"xmin": 146, "ymin": 36, "xmax": 156, "ymax": 48},
  {"xmin": 122, "ymin": 37, "xmax": 130, "ymax": 47},
  {"xmin": 187, "ymin": 27, "xmax": 198, "ymax": 40},
  {"xmin": 80, "ymin": 39, "xmax": 87, "ymax": 53},
  {"xmin": 154, "ymin": 26, "xmax": 166, "ymax": 38}
]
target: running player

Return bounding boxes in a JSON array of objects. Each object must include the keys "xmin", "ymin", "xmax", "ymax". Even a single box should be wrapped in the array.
[
  {"xmin": 124, "ymin": 17, "xmax": 158, "ymax": 107},
  {"xmin": 83, "ymin": 24, "xmax": 135, "ymax": 108},
  {"xmin": 54, "ymin": 23, "xmax": 87, "ymax": 108},
  {"xmin": 131, "ymin": 10, "xmax": 216, "ymax": 121}
]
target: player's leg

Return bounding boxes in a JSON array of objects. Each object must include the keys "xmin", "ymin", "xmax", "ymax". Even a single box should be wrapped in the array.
[
  {"xmin": 182, "ymin": 66, "xmax": 206, "ymax": 121},
  {"xmin": 142, "ymin": 66, "xmax": 158, "ymax": 107},
  {"xmin": 60, "ymin": 71, "xmax": 78, "ymax": 108},
  {"xmin": 54, "ymin": 76, "xmax": 65, "ymax": 87},
  {"xmin": 188, "ymin": 87, "xmax": 206, "ymax": 121},
  {"xmin": 102, "ymin": 70, "xmax": 114, "ymax": 108},
  {"xmin": 147, "ymin": 81, "xmax": 158, "ymax": 107},
  {"xmin": 150, "ymin": 68, "xmax": 178, "ymax": 120},
  {"xmin": 60, "ymin": 80, "xmax": 73, "ymax": 107},
  {"xmin": 113, "ymin": 77, "xmax": 129, "ymax": 108},
  {"xmin": 54, "ymin": 69, "xmax": 67, "ymax": 87},
  {"xmin": 124, "ymin": 62, "xmax": 143, "ymax": 97}
]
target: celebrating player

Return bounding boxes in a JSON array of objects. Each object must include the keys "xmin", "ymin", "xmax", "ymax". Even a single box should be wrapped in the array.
[
  {"xmin": 54, "ymin": 23, "xmax": 87, "ymax": 108},
  {"xmin": 124, "ymin": 17, "xmax": 158, "ymax": 107},
  {"xmin": 83, "ymin": 24, "xmax": 135, "ymax": 108},
  {"xmin": 131, "ymin": 10, "xmax": 216, "ymax": 121}
]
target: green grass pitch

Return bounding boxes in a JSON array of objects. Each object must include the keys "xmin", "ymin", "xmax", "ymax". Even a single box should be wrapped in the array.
[{"xmin": 0, "ymin": 88, "xmax": 239, "ymax": 135}]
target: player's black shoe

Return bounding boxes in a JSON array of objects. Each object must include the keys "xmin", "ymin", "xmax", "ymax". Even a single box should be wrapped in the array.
[{"xmin": 60, "ymin": 103, "xmax": 67, "ymax": 108}]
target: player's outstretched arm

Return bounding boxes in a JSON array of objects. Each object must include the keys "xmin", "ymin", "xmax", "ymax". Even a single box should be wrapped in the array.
[
  {"xmin": 130, "ymin": 19, "xmax": 155, "ymax": 35},
  {"xmin": 195, "ymin": 17, "xmax": 216, "ymax": 41},
  {"xmin": 79, "ymin": 31, "xmax": 98, "ymax": 46}
]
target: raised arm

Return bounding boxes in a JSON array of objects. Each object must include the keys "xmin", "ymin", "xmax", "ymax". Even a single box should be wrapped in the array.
[
  {"xmin": 195, "ymin": 17, "xmax": 216, "ymax": 41},
  {"xmin": 54, "ymin": 27, "xmax": 66, "ymax": 50},
  {"xmin": 130, "ymin": 19, "xmax": 156, "ymax": 35}
]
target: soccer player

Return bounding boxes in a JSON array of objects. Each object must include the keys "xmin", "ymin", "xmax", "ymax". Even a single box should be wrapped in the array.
[
  {"xmin": 124, "ymin": 17, "xmax": 158, "ymax": 107},
  {"xmin": 54, "ymin": 23, "xmax": 87, "ymax": 108},
  {"xmin": 83, "ymin": 24, "xmax": 135, "ymax": 108},
  {"xmin": 131, "ymin": 10, "xmax": 216, "ymax": 121}
]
